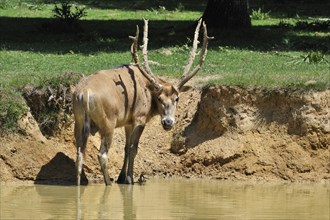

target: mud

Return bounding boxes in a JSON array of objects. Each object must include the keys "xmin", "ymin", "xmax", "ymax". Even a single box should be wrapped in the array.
[{"xmin": 0, "ymin": 84, "xmax": 329, "ymax": 184}]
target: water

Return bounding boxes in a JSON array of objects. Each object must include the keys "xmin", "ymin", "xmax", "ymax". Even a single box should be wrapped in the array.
[{"xmin": 1, "ymin": 178, "xmax": 329, "ymax": 220}]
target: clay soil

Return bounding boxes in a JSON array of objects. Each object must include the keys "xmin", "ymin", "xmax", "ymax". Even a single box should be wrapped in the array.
[{"xmin": 0, "ymin": 84, "xmax": 329, "ymax": 184}]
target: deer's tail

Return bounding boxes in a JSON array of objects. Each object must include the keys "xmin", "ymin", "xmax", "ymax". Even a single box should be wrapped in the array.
[
  {"xmin": 75, "ymin": 90, "xmax": 93, "ymax": 185},
  {"xmin": 77, "ymin": 91, "xmax": 91, "ymax": 145}
]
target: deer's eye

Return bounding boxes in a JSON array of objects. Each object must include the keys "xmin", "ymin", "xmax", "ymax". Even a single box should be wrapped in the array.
[{"xmin": 175, "ymin": 97, "xmax": 179, "ymax": 102}]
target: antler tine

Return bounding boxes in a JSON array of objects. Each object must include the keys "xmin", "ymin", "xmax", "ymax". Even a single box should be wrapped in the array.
[
  {"xmin": 177, "ymin": 20, "xmax": 213, "ymax": 90},
  {"xmin": 181, "ymin": 19, "xmax": 202, "ymax": 80},
  {"xmin": 141, "ymin": 19, "xmax": 162, "ymax": 89},
  {"xmin": 129, "ymin": 21, "xmax": 162, "ymax": 90},
  {"xmin": 129, "ymin": 25, "xmax": 140, "ymax": 64}
]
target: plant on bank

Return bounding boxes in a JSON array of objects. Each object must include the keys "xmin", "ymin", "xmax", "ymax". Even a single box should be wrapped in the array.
[
  {"xmin": 302, "ymin": 51, "xmax": 328, "ymax": 64},
  {"xmin": 44, "ymin": 2, "xmax": 87, "ymax": 33},
  {"xmin": 251, "ymin": 8, "xmax": 270, "ymax": 20},
  {"xmin": 0, "ymin": 89, "xmax": 27, "ymax": 135},
  {"xmin": 288, "ymin": 51, "xmax": 329, "ymax": 65},
  {"xmin": 53, "ymin": 2, "xmax": 87, "ymax": 21}
]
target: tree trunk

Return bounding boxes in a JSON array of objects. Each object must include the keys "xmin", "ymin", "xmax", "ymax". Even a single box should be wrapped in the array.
[{"xmin": 202, "ymin": 0, "xmax": 251, "ymax": 29}]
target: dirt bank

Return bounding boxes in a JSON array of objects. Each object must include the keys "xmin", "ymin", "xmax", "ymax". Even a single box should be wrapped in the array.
[{"xmin": 0, "ymin": 85, "xmax": 329, "ymax": 184}]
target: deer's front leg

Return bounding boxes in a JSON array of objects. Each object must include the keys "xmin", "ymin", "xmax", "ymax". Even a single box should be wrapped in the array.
[
  {"xmin": 125, "ymin": 124, "xmax": 145, "ymax": 184},
  {"xmin": 117, "ymin": 126, "xmax": 133, "ymax": 184}
]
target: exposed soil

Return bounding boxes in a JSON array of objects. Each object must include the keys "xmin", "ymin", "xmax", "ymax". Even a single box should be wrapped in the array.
[{"xmin": 0, "ymin": 83, "xmax": 329, "ymax": 184}]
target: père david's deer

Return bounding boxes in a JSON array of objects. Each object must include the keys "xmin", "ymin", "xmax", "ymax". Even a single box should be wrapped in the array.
[{"xmin": 73, "ymin": 19, "xmax": 212, "ymax": 185}]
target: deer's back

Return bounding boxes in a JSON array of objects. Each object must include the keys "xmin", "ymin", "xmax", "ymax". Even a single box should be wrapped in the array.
[{"xmin": 73, "ymin": 65, "xmax": 153, "ymax": 129}]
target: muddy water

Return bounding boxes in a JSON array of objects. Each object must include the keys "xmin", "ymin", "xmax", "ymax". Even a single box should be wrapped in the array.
[{"xmin": 1, "ymin": 178, "xmax": 329, "ymax": 220}]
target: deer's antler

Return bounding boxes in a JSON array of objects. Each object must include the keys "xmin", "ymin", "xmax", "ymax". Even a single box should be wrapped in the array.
[
  {"xmin": 129, "ymin": 25, "xmax": 140, "ymax": 65},
  {"xmin": 129, "ymin": 19, "xmax": 162, "ymax": 90},
  {"xmin": 176, "ymin": 19, "xmax": 213, "ymax": 90}
]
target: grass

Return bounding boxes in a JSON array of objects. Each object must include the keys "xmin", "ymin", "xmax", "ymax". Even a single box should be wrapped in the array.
[
  {"xmin": 205, "ymin": 49, "xmax": 329, "ymax": 88},
  {"xmin": 0, "ymin": 0, "xmax": 329, "ymax": 132}
]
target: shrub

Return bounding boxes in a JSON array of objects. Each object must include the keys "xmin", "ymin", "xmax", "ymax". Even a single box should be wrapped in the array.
[
  {"xmin": 289, "ymin": 51, "xmax": 329, "ymax": 65},
  {"xmin": 53, "ymin": 2, "xmax": 87, "ymax": 22},
  {"xmin": 41, "ymin": 2, "xmax": 88, "ymax": 33},
  {"xmin": 251, "ymin": 8, "xmax": 270, "ymax": 20},
  {"xmin": 0, "ymin": 88, "xmax": 27, "ymax": 135},
  {"xmin": 302, "ymin": 51, "xmax": 328, "ymax": 64}
]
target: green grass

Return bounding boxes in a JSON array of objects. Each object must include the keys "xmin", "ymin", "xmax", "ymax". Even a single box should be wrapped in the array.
[
  {"xmin": 0, "ymin": 1, "xmax": 202, "ymax": 20},
  {"xmin": 0, "ymin": 0, "xmax": 329, "ymax": 132},
  {"xmin": 205, "ymin": 49, "xmax": 329, "ymax": 88}
]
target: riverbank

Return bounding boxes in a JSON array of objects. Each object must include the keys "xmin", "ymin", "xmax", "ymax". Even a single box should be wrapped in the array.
[{"xmin": 0, "ymin": 85, "xmax": 329, "ymax": 184}]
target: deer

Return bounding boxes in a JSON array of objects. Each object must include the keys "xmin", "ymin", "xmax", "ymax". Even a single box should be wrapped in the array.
[{"xmin": 72, "ymin": 19, "xmax": 212, "ymax": 186}]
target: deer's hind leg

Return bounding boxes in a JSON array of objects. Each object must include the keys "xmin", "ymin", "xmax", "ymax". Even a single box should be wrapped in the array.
[
  {"xmin": 74, "ymin": 117, "xmax": 89, "ymax": 186},
  {"xmin": 98, "ymin": 123, "xmax": 115, "ymax": 186}
]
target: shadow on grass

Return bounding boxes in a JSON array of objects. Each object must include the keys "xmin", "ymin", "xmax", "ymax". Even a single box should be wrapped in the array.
[
  {"xmin": 0, "ymin": 17, "xmax": 329, "ymax": 54},
  {"xmin": 42, "ymin": 0, "xmax": 206, "ymax": 11}
]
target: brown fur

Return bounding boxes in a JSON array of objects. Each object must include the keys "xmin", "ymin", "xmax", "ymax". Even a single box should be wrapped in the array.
[
  {"xmin": 73, "ymin": 19, "xmax": 211, "ymax": 185},
  {"xmin": 73, "ymin": 64, "xmax": 179, "ymax": 185}
]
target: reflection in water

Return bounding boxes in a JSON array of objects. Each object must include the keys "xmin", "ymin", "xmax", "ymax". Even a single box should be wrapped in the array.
[{"xmin": 1, "ymin": 178, "xmax": 329, "ymax": 219}]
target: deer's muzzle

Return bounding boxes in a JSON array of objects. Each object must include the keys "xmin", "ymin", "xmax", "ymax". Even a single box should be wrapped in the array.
[{"xmin": 161, "ymin": 117, "xmax": 174, "ymax": 131}]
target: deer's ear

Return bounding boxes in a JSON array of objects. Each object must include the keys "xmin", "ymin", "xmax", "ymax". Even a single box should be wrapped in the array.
[{"xmin": 179, "ymin": 85, "xmax": 192, "ymax": 92}]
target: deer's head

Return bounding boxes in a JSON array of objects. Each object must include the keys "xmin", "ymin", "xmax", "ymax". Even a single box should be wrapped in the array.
[{"xmin": 130, "ymin": 19, "xmax": 212, "ymax": 131}]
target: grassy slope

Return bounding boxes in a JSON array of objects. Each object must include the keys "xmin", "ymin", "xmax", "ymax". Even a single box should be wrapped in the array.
[
  {"xmin": 1, "ymin": 1, "xmax": 329, "ymax": 87},
  {"xmin": 0, "ymin": 0, "xmax": 329, "ymax": 131}
]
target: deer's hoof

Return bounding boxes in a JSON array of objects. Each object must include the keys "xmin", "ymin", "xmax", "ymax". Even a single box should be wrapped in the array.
[
  {"xmin": 125, "ymin": 176, "xmax": 133, "ymax": 185},
  {"xmin": 117, "ymin": 174, "xmax": 126, "ymax": 184}
]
